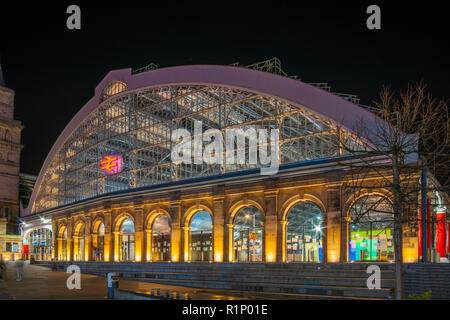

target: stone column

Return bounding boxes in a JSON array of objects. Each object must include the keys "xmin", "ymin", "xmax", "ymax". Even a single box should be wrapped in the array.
[
  {"xmin": 170, "ymin": 201, "xmax": 181, "ymax": 262},
  {"xmin": 84, "ymin": 218, "xmax": 91, "ymax": 261},
  {"xmin": 103, "ymin": 211, "xmax": 113, "ymax": 262},
  {"xmin": 340, "ymin": 216, "xmax": 350, "ymax": 263},
  {"xmin": 182, "ymin": 226, "xmax": 190, "ymax": 262},
  {"xmin": 67, "ymin": 218, "xmax": 73, "ymax": 261},
  {"xmin": 145, "ymin": 228, "xmax": 152, "ymax": 262},
  {"xmin": 113, "ymin": 231, "xmax": 121, "ymax": 261},
  {"xmin": 213, "ymin": 196, "xmax": 225, "ymax": 262},
  {"xmin": 134, "ymin": 207, "xmax": 144, "ymax": 262},
  {"xmin": 264, "ymin": 190, "xmax": 278, "ymax": 262},
  {"xmin": 277, "ymin": 220, "xmax": 287, "ymax": 262},
  {"xmin": 225, "ymin": 224, "xmax": 234, "ymax": 262},
  {"xmin": 326, "ymin": 185, "xmax": 342, "ymax": 262},
  {"xmin": 52, "ymin": 221, "xmax": 57, "ymax": 260},
  {"xmin": 57, "ymin": 238, "xmax": 63, "ymax": 261}
]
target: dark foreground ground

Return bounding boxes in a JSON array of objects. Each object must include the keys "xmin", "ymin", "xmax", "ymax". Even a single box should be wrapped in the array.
[{"xmin": 0, "ymin": 262, "xmax": 263, "ymax": 300}]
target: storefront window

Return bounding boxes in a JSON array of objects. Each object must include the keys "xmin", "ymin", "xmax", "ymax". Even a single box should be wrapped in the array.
[
  {"xmin": 349, "ymin": 195, "xmax": 394, "ymax": 262},
  {"xmin": 286, "ymin": 201, "xmax": 323, "ymax": 262},
  {"xmin": 233, "ymin": 206, "xmax": 263, "ymax": 262},
  {"xmin": 151, "ymin": 215, "xmax": 171, "ymax": 262},
  {"xmin": 120, "ymin": 218, "xmax": 135, "ymax": 261},
  {"xmin": 189, "ymin": 211, "xmax": 213, "ymax": 262},
  {"xmin": 95, "ymin": 223, "xmax": 105, "ymax": 261}
]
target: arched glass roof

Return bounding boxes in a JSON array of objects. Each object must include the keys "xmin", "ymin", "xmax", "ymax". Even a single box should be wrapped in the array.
[{"xmin": 28, "ymin": 65, "xmax": 373, "ymax": 214}]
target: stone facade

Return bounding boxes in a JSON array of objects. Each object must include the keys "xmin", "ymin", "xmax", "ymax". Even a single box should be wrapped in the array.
[
  {"xmin": 42, "ymin": 165, "xmax": 418, "ymax": 264},
  {"xmin": 0, "ymin": 79, "xmax": 24, "ymax": 260}
]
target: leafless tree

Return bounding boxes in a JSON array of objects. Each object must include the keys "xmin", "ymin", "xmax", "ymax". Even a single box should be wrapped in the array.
[{"xmin": 338, "ymin": 82, "xmax": 449, "ymax": 299}]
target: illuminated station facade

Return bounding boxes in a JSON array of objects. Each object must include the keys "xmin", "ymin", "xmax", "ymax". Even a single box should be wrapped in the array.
[{"xmin": 20, "ymin": 59, "xmax": 449, "ymax": 264}]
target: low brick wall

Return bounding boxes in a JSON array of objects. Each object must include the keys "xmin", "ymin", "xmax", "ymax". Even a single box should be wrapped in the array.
[{"xmin": 403, "ymin": 264, "xmax": 450, "ymax": 299}]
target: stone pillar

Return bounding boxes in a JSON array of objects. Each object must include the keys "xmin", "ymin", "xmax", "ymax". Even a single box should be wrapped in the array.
[
  {"xmin": 340, "ymin": 216, "xmax": 350, "ymax": 263},
  {"xmin": 145, "ymin": 229, "xmax": 152, "ymax": 262},
  {"xmin": 67, "ymin": 218, "xmax": 73, "ymax": 261},
  {"xmin": 277, "ymin": 220, "xmax": 287, "ymax": 262},
  {"xmin": 326, "ymin": 185, "xmax": 342, "ymax": 263},
  {"xmin": 182, "ymin": 226, "xmax": 190, "ymax": 262},
  {"xmin": 103, "ymin": 211, "xmax": 113, "ymax": 262},
  {"xmin": 213, "ymin": 196, "xmax": 225, "ymax": 262},
  {"xmin": 134, "ymin": 207, "xmax": 144, "ymax": 262},
  {"xmin": 84, "ymin": 218, "xmax": 91, "ymax": 261},
  {"xmin": 91, "ymin": 233, "xmax": 97, "ymax": 260},
  {"xmin": 264, "ymin": 190, "xmax": 278, "ymax": 262},
  {"xmin": 225, "ymin": 224, "xmax": 234, "ymax": 262},
  {"xmin": 52, "ymin": 221, "xmax": 57, "ymax": 260},
  {"xmin": 170, "ymin": 201, "xmax": 181, "ymax": 262},
  {"xmin": 57, "ymin": 238, "xmax": 63, "ymax": 261},
  {"xmin": 113, "ymin": 232, "xmax": 121, "ymax": 261}
]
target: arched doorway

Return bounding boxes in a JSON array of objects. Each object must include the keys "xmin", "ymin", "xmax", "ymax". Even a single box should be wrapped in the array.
[
  {"xmin": 151, "ymin": 215, "xmax": 171, "ymax": 262},
  {"xmin": 189, "ymin": 211, "xmax": 213, "ymax": 262},
  {"xmin": 120, "ymin": 218, "xmax": 135, "ymax": 261},
  {"xmin": 349, "ymin": 195, "xmax": 394, "ymax": 262},
  {"xmin": 27, "ymin": 228, "xmax": 52, "ymax": 261},
  {"xmin": 233, "ymin": 206, "xmax": 264, "ymax": 262},
  {"xmin": 286, "ymin": 201, "xmax": 323, "ymax": 262},
  {"xmin": 59, "ymin": 227, "xmax": 68, "ymax": 261},
  {"xmin": 93, "ymin": 223, "xmax": 105, "ymax": 261},
  {"xmin": 74, "ymin": 222, "xmax": 86, "ymax": 261}
]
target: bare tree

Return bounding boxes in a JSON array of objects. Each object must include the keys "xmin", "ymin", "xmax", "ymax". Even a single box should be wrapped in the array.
[{"xmin": 338, "ymin": 82, "xmax": 449, "ymax": 299}]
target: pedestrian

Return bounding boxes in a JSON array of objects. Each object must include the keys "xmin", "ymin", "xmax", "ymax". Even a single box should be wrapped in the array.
[
  {"xmin": 0, "ymin": 257, "xmax": 6, "ymax": 281},
  {"xmin": 94, "ymin": 248, "xmax": 98, "ymax": 261},
  {"xmin": 15, "ymin": 257, "xmax": 24, "ymax": 281},
  {"xmin": 51, "ymin": 258, "xmax": 56, "ymax": 271}
]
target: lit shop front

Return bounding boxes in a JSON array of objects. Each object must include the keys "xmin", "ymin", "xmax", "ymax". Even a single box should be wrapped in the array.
[
  {"xmin": 349, "ymin": 195, "xmax": 395, "ymax": 262},
  {"xmin": 286, "ymin": 201, "xmax": 323, "ymax": 262}
]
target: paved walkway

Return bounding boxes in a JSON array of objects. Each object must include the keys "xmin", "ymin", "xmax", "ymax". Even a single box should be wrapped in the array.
[{"xmin": 0, "ymin": 262, "xmax": 263, "ymax": 300}]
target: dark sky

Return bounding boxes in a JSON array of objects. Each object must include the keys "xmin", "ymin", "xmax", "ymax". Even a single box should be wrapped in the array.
[{"xmin": 0, "ymin": 1, "xmax": 449, "ymax": 176}]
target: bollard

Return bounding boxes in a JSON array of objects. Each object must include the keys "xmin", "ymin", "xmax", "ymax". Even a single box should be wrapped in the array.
[{"xmin": 107, "ymin": 272, "xmax": 119, "ymax": 299}]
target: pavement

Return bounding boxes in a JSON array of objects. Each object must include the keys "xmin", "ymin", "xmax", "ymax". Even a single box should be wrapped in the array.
[{"xmin": 0, "ymin": 261, "xmax": 265, "ymax": 300}]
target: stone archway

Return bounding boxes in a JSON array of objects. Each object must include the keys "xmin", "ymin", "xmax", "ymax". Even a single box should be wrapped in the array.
[
  {"xmin": 145, "ymin": 209, "xmax": 172, "ymax": 262},
  {"xmin": 285, "ymin": 201, "xmax": 324, "ymax": 262},
  {"xmin": 73, "ymin": 221, "xmax": 86, "ymax": 261}
]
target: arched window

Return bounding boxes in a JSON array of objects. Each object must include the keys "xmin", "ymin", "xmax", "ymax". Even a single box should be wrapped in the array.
[
  {"xmin": 233, "ymin": 206, "xmax": 264, "ymax": 262},
  {"xmin": 120, "ymin": 218, "xmax": 135, "ymax": 261},
  {"xmin": 349, "ymin": 195, "xmax": 394, "ymax": 262},
  {"xmin": 100, "ymin": 80, "xmax": 127, "ymax": 102},
  {"xmin": 74, "ymin": 223, "xmax": 86, "ymax": 261},
  {"xmin": 286, "ymin": 202, "xmax": 323, "ymax": 262},
  {"xmin": 94, "ymin": 223, "xmax": 105, "ymax": 261},
  {"xmin": 151, "ymin": 215, "xmax": 171, "ymax": 262},
  {"xmin": 189, "ymin": 211, "xmax": 213, "ymax": 262}
]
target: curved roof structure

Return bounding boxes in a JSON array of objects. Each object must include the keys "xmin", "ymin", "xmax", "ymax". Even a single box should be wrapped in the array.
[{"xmin": 26, "ymin": 64, "xmax": 381, "ymax": 216}]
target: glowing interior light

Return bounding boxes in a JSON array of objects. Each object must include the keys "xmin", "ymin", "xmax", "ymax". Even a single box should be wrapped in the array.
[{"xmin": 100, "ymin": 154, "xmax": 123, "ymax": 174}]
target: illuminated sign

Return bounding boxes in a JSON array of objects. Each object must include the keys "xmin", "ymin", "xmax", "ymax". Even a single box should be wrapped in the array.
[{"xmin": 100, "ymin": 154, "xmax": 122, "ymax": 174}]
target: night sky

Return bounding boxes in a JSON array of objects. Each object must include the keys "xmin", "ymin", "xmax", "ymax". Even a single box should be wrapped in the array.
[{"xmin": 0, "ymin": 1, "xmax": 448, "ymax": 176}]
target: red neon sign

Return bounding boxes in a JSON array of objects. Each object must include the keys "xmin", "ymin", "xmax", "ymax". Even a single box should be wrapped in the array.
[{"xmin": 100, "ymin": 154, "xmax": 122, "ymax": 174}]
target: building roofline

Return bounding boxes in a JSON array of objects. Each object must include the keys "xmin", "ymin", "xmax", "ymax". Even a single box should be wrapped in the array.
[{"xmin": 25, "ymin": 64, "xmax": 388, "ymax": 216}]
